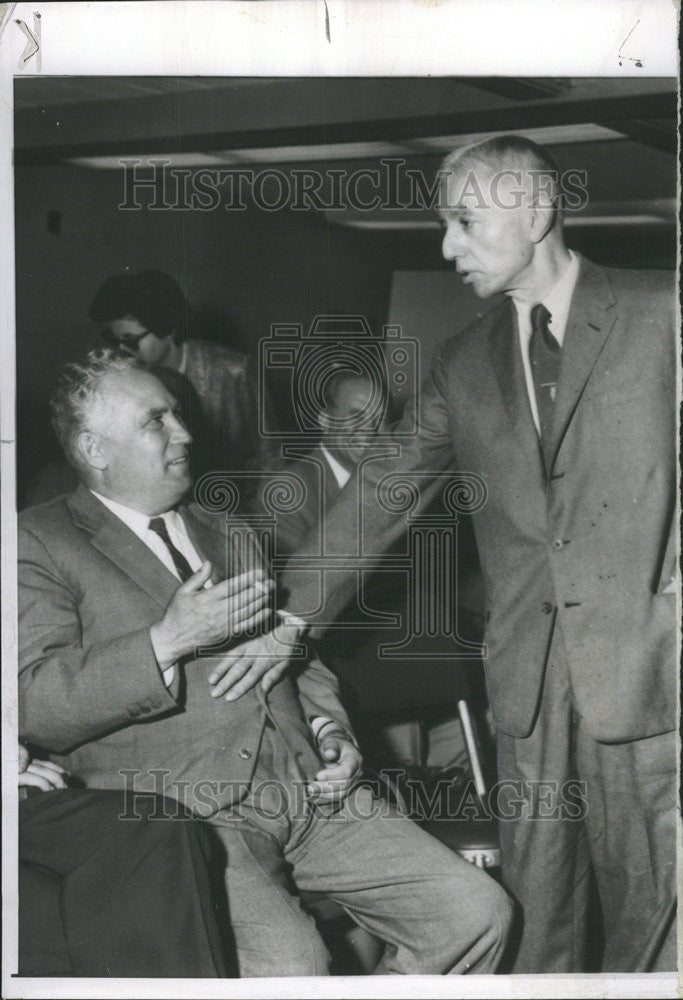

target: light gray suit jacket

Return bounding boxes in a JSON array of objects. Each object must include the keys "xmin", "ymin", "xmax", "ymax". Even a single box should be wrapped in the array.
[
  {"xmin": 19, "ymin": 485, "xmax": 354, "ymax": 815},
  {"xmin": 281, "ymin": 256, "xmax": 677, "ymax": 742}
]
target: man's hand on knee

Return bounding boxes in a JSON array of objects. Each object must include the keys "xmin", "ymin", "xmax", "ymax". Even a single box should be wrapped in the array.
[{"xmin": 306, "ymin": 729, "xmax": 363, "ymax": 804}]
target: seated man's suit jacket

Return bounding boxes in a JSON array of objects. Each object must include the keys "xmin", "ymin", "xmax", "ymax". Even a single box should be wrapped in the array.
[
  {"xmin": 281, "ymin": 256, "xmax": 677, "ymax": 743},
  {"xmin": 19, "ymin": 484, "xmax": 353, "ymax": 816}
]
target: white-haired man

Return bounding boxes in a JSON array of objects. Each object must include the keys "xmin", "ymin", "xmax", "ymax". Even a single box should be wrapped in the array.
[{"xmin": 219, "ymin": 135, "xmax": 677, "ymax": 972}]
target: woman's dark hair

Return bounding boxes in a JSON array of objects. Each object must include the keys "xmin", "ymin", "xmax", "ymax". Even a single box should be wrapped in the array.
[{"xmin": 88, "ymin": 270, "xmax": 188, "ymax": 342}]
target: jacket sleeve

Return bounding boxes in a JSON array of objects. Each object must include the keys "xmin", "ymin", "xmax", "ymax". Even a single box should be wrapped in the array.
[
  {"xmin": 294, "ymin": 645, "xmax": 355, "ymax": 736},
  {"xmin": 280, "ymin": 347, "xmax": 456, "ymax": 635},
  {"xmin": 18, "ymin": 525, "xmax": 179, "ymax": 753}
]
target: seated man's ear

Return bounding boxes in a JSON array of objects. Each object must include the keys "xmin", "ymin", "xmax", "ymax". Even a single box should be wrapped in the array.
[{"xmin": 76, "ymin": 430, "xmax": 107, "ymax": 471}]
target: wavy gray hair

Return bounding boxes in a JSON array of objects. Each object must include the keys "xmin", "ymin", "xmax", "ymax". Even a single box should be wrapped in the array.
[{"xmin": 49, "ymin": 348, "xmax": 139, "ymax": 470}]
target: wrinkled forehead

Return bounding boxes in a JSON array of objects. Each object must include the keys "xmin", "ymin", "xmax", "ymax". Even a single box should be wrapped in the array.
[{"xmin": 88, "ymin": 368, "xmax": 174, "ymax": 422}]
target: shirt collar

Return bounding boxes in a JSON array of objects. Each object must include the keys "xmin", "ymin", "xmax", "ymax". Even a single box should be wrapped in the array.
[
  {"xmin": 90, "ymin": 490, "xmax": 180, "ymax": 536},
  {"xmin": 513, "ymin": 249, "xmax": 579, "ymax": 346},
  {"xmin": 541, "ymin": 250, "xmax": 580, "ymax": 347},
  {"xmin": 319, "ymin": 445, "xmax": 352, "ymax": 489}
]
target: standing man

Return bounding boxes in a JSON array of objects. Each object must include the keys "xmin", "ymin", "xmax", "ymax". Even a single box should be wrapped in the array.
[
  {"xmin": 18, "ymin": 350, "xmax": 511, "ymax": 977},
  {"xmin": 246, "ymin": 135, "xmax": 676, "ymax": 972}
]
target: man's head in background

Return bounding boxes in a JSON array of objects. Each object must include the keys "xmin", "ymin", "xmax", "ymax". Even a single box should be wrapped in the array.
[
  {"xmin": 317, "ymin": 366, "xmax": 390, "ymax": 470},
  {"xmin": 50, "ymin": 349, "xmax": 193, "ymax": 516},
  {"xmin": 439, "ymin": 134, "xmax": 570, "ymax": 302},
  {"xmin": 89, "ymin": 270, "xmax": 187, "ymax": 369}
]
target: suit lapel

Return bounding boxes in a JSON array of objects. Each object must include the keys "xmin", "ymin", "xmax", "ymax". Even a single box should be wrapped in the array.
[
  {"xmin": 549, "ymin": 256, "xmax": 617, "ymax": 467},
  {"xmin": 488, "ymin": 300, "xmax": 545, "ymax": 481},
  {"xmin": 67, "ymin": 485, "xmax": 179, "ymax": 608}
]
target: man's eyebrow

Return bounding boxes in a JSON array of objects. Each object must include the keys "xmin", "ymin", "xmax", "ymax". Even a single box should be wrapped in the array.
[
  {"xmin": 142, "ymin": 405, "xmax": 169, "ymax": 422},
  {"xmin": 439, "ymin": 205, "xmax": 469, "ymax": 220}
]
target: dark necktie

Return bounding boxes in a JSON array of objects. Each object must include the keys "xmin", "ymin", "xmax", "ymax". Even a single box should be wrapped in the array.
[
  {"xmin": 148, "ymin": 516, "xmax": 194, "ymax": 582},
  {"xmin": 529, "ymin": 303, "xmax": 561, "ymax": 463}
]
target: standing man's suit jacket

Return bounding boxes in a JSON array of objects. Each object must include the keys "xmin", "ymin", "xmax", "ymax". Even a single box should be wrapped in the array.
[
  {"xmin": 282, "ymin": 255, "xmax": 677, "ymax": 742},
  {"xmin": 19, "ymin": 485, "xmax": 354, "ymax": 816}
]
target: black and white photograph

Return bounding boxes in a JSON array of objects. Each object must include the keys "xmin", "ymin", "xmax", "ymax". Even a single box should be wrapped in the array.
[{"xmin": 1, "ymin": 2, "xmax": 679, "ymax": 997}]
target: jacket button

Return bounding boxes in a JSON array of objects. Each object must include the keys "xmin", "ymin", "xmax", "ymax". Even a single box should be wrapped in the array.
[
  {"xmin": 541, "ymin": 602, "xmax": 553, "ymax": 615},
  {"xmin": 238, "ymin": 748, "xmax": 252, "ymax": 760},
  {"xmin": 552, "ymin": 539, "xmax": 564, "ymax": 550}
]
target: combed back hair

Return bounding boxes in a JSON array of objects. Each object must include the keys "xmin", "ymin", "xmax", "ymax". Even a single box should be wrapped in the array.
[
  {"xmin": 88, "ymin": 269, "xmax": 188, "ymax": 342},
  {"xmin": 441, "ymin": 134, "xmax": 563, "ymax": 214},
  {"xmin": 49, "ymin": 349, "xmax": 139, "ymax": 470}
]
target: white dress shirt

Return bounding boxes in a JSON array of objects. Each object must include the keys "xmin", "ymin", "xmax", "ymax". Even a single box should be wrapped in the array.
[
  {"xmin": 512, "ymin": 250, "xmax": 580, "ymax": 434},
  {"xmin": 91, "ymin": 491, "xmax": 205, "ymax": 581}
]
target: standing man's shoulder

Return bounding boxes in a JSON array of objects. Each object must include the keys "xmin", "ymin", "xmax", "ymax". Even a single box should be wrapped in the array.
[{"xmin": 581, "ymin": 257, "xmax": 675, "ymax": 309}]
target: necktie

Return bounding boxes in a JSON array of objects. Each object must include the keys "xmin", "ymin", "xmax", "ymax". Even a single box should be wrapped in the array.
[
  {"xmin": 529, "ymin": 303, "xmax": 561, "ymax": 464},
  {"xmin": 148, "ymin": 516, "xmax": 194, "ymax": 582}
]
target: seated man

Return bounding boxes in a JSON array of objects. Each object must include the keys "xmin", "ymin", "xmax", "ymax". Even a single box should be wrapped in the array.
[
  {"xmin": 18, "ymin": 349, "xmax": 511, "ymax": 978},
  {"xmin": 18, "ymin": 744, "xmax": 228, "ymax": 977}
]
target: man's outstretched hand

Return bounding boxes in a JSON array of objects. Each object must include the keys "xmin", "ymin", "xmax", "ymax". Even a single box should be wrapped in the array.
[{"xmin": 208, "ymin": 622, "xmax": 305, "ymax": 700}]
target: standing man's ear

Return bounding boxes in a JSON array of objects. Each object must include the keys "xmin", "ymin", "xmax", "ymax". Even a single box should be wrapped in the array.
[
  {"xmin": 75, "ymin": 430, "xmax": 107, "ymax": 471},
  {"xmin": 528, "ymin": 199, "xmax": 558, "ymax": 244}
]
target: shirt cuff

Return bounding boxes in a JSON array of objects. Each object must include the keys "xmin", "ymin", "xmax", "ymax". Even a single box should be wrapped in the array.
[
  {"xmin": 276, "ymin": 610, "xmax": 308, "ymax": 630},
  {"xmin": 160, "ymin": 664, "xmax": 176, "ymax": 687},
  {"xmin": 309, "ymin": 715, "xmax": 358, "ymax": 747}
]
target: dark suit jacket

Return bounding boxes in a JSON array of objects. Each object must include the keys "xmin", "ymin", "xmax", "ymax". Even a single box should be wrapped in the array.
[
  {"xmin": 18, "ymin": 485, "xmax": 354, "ymax": 815},
  {"xmin": 281, "ymin": 256, "xmax": 677, "ymax": 742}
]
